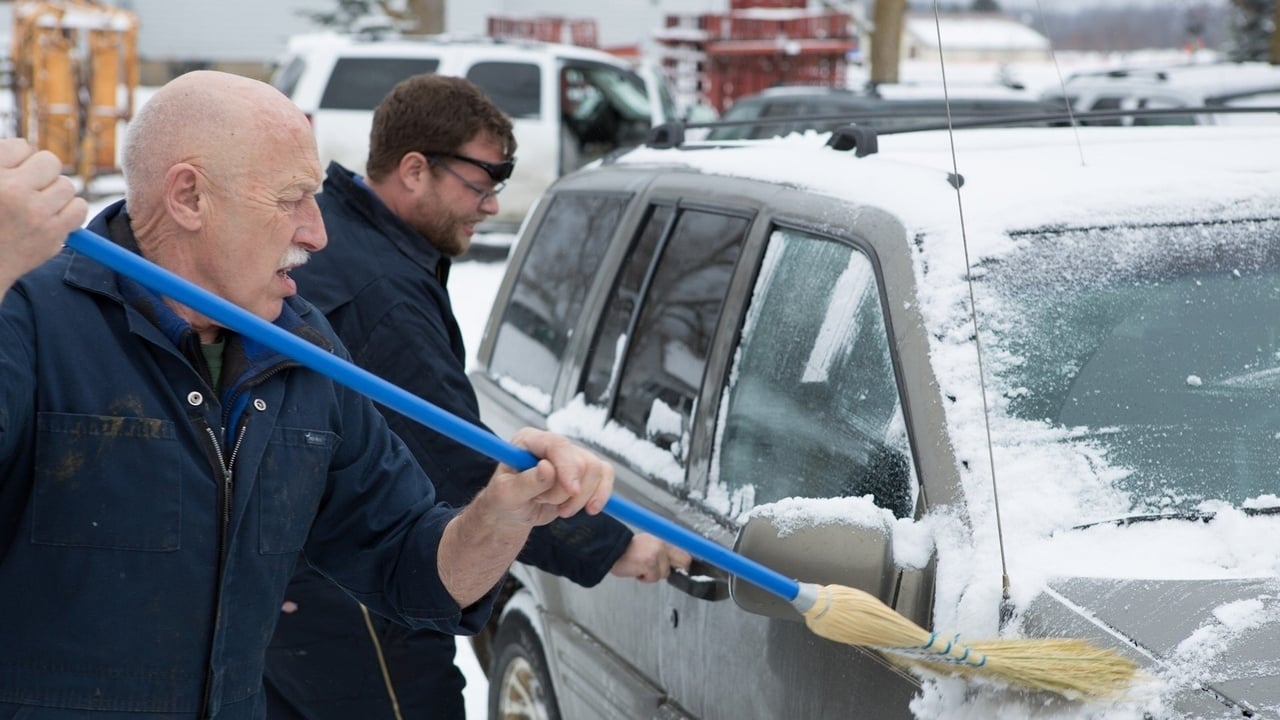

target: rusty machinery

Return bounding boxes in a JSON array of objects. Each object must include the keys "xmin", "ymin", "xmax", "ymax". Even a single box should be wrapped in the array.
[{"xmin": 11, "ymin": 0, "xmax": 138, "ymax": 192}]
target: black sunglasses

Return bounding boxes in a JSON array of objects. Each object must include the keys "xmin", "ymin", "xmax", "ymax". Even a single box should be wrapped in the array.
[{"xmin": 425, "ymin": 152, "xmax": 516, "ymax": 183}]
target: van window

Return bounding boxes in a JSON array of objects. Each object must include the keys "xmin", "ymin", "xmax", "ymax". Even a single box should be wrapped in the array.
[
  {"xmin": 488, "ymin": 192, "xmax": 629, "ymax": 410},
  {"xmin": 585, "ymin": 206, "xmax": 749, "ymax": 467},
  {"xmin": 560, "ymin": 64, "xmax": 655, "ymax": 171},
  {"xmin": 711, "ymin": 228, "xmax": 916, "ymax": 520},
  {"xmin": 467, "ymin": 62, "xmax": 541, "ymax": 119},
  {"xmin": 319, "ymin": 57, "xmax": 441, "ymax": 110}
]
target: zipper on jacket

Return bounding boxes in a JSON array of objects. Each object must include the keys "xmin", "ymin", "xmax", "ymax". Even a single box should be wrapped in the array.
[{"xmin": 194, "ymin": 414, "xmax": 245, "ymax": 720}]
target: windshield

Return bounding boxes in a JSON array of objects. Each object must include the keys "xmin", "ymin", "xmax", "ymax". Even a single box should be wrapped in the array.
[{"xmin": 978, "ymin": 217, "xmax": 1280, "ymax": 512}]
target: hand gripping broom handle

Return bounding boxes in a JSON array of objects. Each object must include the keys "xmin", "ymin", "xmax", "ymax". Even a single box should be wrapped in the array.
[{"xmin": 66, "ymin": 228, "xmax": 808, "ymax": 607}]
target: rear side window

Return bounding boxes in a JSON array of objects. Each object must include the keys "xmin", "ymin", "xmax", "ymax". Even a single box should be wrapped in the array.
[
  {"xmin": 584, "ymin": 206, "xmax": 750, "ymax": 469},
  {"xmin": 467, "ymin": 62, "xmax": 541, "ymax": 119},
  {"xmin": 488, "ymin": 192, "xmax": 629, "ymax": 409},
  {"xmin": 319, "ymin": 57, "xmax": 441, "ymax": 110}
]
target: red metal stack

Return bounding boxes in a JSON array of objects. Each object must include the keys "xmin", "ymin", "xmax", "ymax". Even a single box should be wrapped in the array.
[
  {"xmin": 655, "ymin": 0, "xmax": 857, "ymax": 114},
  {"xmin": 486, "ymin": 16, "xmax": 599, "ymax": 48}
]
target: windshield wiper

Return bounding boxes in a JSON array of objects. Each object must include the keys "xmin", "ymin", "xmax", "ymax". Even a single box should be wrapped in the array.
[{"xmin": 1072, "ymin": 505, "xmax": 1280, "ymax": 530}]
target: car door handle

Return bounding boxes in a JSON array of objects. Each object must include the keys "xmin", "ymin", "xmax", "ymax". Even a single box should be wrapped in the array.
[{"xmin": 666, "ymin": 559, "xmax": 730, "ymax": 601}]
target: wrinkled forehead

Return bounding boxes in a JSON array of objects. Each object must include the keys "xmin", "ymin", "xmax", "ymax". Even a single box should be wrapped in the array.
[{"xmin": 227, "ymin": 111, "xmax": 324, "ymax": 193}]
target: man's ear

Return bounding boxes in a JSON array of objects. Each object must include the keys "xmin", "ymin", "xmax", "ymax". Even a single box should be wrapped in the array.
[
  {"xmin": 163, "ymin": 163, "xmax": 203, "ymax": 232},
  {"xmin": 398, "ymin": 151, "xmax": 431, "ymax": 192}
]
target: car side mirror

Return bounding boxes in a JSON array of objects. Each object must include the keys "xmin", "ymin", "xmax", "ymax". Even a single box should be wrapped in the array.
[{"xmin": 730, "ymin": 511, "xmax": 896, "ymax": 621}]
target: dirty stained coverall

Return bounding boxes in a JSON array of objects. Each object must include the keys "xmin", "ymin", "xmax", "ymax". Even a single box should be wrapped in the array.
[
  {"xmin": 263, "ymin": 162, "xmax": 634, "ymax": 719},
  {"xmin": 0, "ymin": 201, "xmax": 493, "ymax": 719}
]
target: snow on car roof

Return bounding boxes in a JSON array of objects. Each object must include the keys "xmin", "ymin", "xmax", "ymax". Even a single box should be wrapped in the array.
[{"xmin": 618, "ymin": 125, "xmax": 1280, "ymax": 249}]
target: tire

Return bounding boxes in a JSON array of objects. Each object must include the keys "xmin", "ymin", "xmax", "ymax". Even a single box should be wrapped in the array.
[{"xmin": 487, "ymin": 614, "xmax": 561, "ymax": 720}]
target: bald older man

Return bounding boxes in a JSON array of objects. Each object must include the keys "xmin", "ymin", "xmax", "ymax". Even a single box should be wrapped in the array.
[{"xmin": 0, "ymin": 70, "xmax": 614, "ymax": 719}]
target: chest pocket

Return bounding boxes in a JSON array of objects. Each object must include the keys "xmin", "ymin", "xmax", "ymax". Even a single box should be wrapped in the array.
[
  {"xmin": 258, "ymin": 426, "xmax": 337, "ymax": 554},
  {"xmin": 33, "ymin": 412, "xmax": 180, "ymax": 551}
]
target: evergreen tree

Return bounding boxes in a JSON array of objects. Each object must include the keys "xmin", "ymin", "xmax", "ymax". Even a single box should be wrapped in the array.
[{"xmin": 1227, "ymin": 0, "xmax": 1275, "ymax": 60}]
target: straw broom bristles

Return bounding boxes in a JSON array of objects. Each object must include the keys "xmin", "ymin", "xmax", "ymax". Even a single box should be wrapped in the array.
[{"xmin": 797, "ymin": 583, "xmax": 1140, "ymax": 699}]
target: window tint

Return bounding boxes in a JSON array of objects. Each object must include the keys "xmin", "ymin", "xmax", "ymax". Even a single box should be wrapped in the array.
[
  {"xmin": 467, "ymin": 62, "xmax": 541, "ymax": 119},
  {"xmin": 1085, "ymin": 96, "xmax": 1125, "ymax": 126},
  {"xmin": 583, "ymin": 204, "xmax": 675, "ymax": 405},
  {"xmin": 711, "ymin": 229, "xmax": 915, "ymax": 520},
  {"xmin": 319, "ymin": 57, "xmax": 441, "ymax": 110},
  {"xmin": 587, "ymin": 207, "xmax": 749, "ymax": 465},
  {"xmin": 488, "ymin": 193, "xmax": 629, "ymax": 410}
]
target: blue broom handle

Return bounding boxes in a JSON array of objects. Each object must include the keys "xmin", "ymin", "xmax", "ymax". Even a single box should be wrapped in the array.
[{"xmin": 65, "ymin": 228, "xmax": 803, "ymax": 603}]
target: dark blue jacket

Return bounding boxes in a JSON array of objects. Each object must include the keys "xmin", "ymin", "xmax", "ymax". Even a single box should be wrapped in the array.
[
  {"xmin": 0, "ymin": 202, "xmax": 492, "ymax": 719},
  {"xmin": 294, "ymin": 162, "xmax": 633, "ymax": 581}
]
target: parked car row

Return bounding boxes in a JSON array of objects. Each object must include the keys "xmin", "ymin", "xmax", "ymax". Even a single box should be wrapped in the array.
[
  {"xmin": 703, "ymin": 83, "xmax": 1065, "ymax": 140},
  {"xmin": 1043, "ymin": 60, "xmax": 1280, "ymax": 126},
  {"xmin": 699, "ymin": 61, "xmax": 1280, "ymax": 143},
  {"xmin": 468, "ymin": 109, "xmax": 1280, "ymax": 718}
]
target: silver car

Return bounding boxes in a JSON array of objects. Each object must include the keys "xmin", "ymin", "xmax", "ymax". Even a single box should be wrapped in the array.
[{"xmin": 470, "ymin": 122, "xmax": 1280, "ymax": 719}]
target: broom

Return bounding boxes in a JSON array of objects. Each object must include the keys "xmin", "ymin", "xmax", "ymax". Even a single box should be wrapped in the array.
[{"xmin": 65, "ymin": 227, "xmax": 1140, "ymax": 700}]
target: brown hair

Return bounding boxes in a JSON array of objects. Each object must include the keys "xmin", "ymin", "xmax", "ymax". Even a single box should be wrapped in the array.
[{"xmin": 365, "ymin": 74, "xmax": 516, "ymax": 182}]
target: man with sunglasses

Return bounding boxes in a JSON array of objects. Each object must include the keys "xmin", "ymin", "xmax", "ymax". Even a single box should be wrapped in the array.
[{"xmin": 265, "ymin": 74, "xmax": 690, "ymax": 720}]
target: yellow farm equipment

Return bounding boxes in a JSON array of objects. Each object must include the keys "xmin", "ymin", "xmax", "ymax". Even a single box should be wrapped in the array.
[{"xmin": 11, "ymin": 0, "xmax": 138, "ymax": 191}]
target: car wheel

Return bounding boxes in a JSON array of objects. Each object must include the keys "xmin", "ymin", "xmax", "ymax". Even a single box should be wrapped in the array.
[{"xmin": 488, "ymin": 614, "xmax": 561, "ymax": 720}]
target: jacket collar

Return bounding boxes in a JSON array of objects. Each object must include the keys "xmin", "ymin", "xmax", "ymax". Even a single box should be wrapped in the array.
[
  {"xmin": 323, "ymin": 161, "xmax": 452, "ymax": 287},
  {"xmin": 72, "ymin": 200, "xmax": 334, "ymax": 405}
]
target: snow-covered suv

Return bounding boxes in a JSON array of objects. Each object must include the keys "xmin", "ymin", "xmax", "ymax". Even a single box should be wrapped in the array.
[
  {"xmin": 1041, "ymin": 61, "xmax": 1280, "ymax": 126},
  {"xmin": 271, "ymin": 32, "xmax": 676, "ymax": 231},
  {"xmin": 470, "ymin": 118, "xmax": 1280, "ymax": 718}
]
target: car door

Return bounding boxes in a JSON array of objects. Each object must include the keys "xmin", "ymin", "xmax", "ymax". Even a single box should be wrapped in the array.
[{"xmin": 645, "ymin": 222, "xmax": 922, "ymax": 719}]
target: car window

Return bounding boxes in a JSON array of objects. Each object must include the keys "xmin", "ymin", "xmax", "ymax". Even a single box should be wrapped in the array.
[
  {"xmin": 271, "ymin": 56, "xmax": 306, "ymax": 99},
  {"xmin": 582, "ymin": 204, "xmax": 675, "ymax": 406},
  {"xmin": 1131, "ymin": 96, "xmax": 1196, "ymax": 126},
  {"xmin": 466, "ymin": 61, "xmax": 541, "ymax": 119},
  {"xmin": 705, "ymin": 100, "xmax": 765, "ymax": 140},
  {"xmin": 981, "ymin": 219, "xmax": 1280, "ymax": 510},
  {"xmin": 319, "ymin": 57, "xmax": 441, "ymax": 110},
  {"xmin": 709, "ymin": 228, "xmax": 916, "ymax": 520},
  {"xmin": 583, "ymin": 206, "xmax": 749, "ymax": 468},
  {"xmin": 488, "ymin": 192, "xmax": 629, "ymax": 410}
]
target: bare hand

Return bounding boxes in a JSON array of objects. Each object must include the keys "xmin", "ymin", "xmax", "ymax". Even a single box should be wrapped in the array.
[
  {"xmin": 476, "ymin": 427, "xmax": 614, "ymax": 530},
  {"xmin": 609, "ymin": 532, "xmax": 693, "ymax": 583},
  {"xmin": 0, "ymin": 139, "xmax": 87, "ymax": 289},
  {"xmin": 439, "ymin": 429, "xmax": 615, "ymax": 606}
]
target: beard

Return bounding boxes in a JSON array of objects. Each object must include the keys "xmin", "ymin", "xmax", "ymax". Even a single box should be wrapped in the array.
[{"xmin": 416, "ymin": 195, "xmax": 480, "ymax": 258}]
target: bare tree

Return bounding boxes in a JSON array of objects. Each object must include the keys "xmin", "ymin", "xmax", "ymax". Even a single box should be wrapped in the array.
[{"xmin": 870, "ymin": 0, "xmax": 907, "ymax": 84}]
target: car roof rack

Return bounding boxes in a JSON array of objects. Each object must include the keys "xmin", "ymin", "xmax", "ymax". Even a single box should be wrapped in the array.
[{"xmin": 642, "ymin": 104, "xmax": 1280, "ymax": 152}]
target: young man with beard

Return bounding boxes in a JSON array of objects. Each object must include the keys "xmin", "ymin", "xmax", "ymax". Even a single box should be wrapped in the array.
[{"xmin": 264, "ymin": 74, "xmax": 691, "ymax": 719}]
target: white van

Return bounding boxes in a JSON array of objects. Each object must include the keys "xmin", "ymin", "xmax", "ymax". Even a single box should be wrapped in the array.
[{"xmin": 271, "ymin": 31, "xmax": 678, "ymax": 232}]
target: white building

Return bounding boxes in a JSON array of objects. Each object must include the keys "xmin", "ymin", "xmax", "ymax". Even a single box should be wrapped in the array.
[{"xmin": 902, "ymin": 12, "xmax": 1051, "ymax": 63}]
